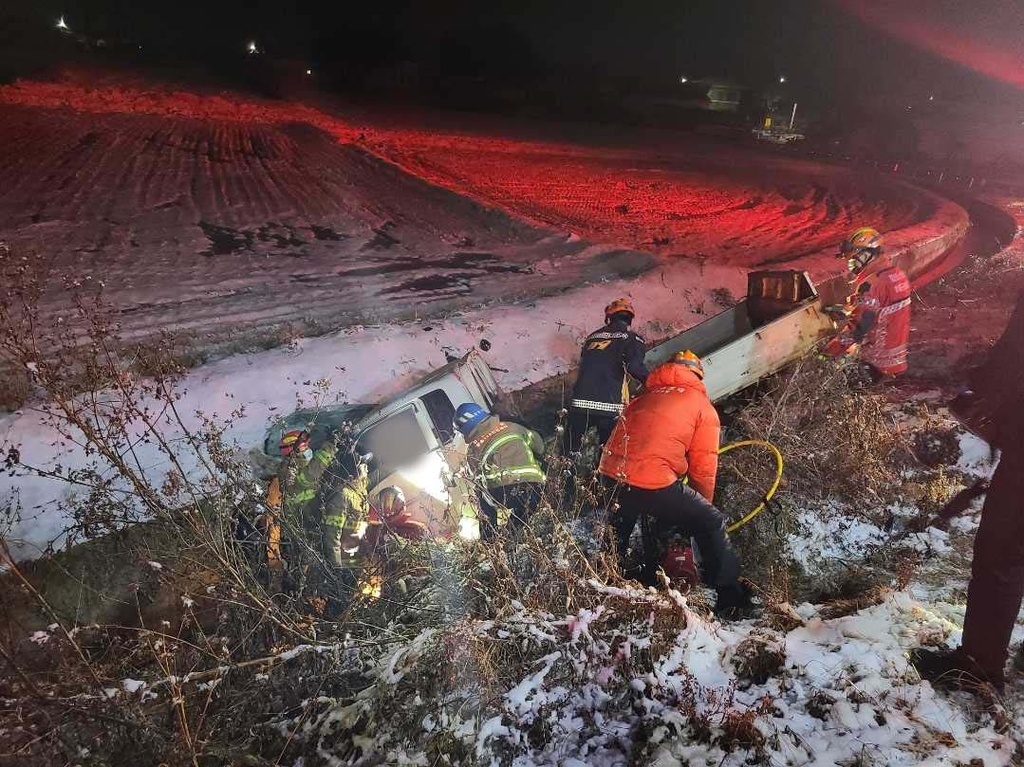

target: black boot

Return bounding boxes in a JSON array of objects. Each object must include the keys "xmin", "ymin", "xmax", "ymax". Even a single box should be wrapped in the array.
[
  {"xmin": 714, "ymin": 582, "xmax": 756, "ymax": 620},
  {"xmin": 910, "ymin": 648, "xmax": 1004, "ymax": 693}
]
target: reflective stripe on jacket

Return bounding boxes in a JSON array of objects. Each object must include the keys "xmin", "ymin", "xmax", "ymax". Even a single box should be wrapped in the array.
[
  {"xmin": 598, "ymin": 362, "xmax": 720, "ymax": 501},
  {"xmin": 279, "ymin": 444, "xmax": 337, "ymax": 520},
  {"xmin": 321, "ymin": 476, "xmax": 369, "ymax": 568},
  {"xmin": 466, "ymin": 416, "xmax": 546, "ymax": 491}
]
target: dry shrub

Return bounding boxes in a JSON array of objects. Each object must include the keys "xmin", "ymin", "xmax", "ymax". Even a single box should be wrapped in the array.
[
  {"xmin": 724, "ymin": 356, "xmax": 913, "ymax": 509},
  {"xmin": 731, "ymin": 630, "xmax": 786, "ymax": 685},
  {"xmin": 912, "ymin": 424, "xmax": 962, "ymax": 468},
  {"xmin": 712, "ymin": 357, "xmax": 921, "ymax": 599},
  {"xmin": 718, "ymin": 708, "xmax": 768, "ymax": 754}
]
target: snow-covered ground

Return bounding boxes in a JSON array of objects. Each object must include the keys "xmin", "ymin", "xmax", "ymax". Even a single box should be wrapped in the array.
[
  {"xmin": 246, "ymin": 584, "xmax": 1017, "ymax": 766},
  {"xmin": 12, "ymin": 402, "xmax": 1016, "ymax": 765},
  {"xmin": 260, "ymin": 423, "xmax": 1016, "ymax": 765},
  {"xmin": 0, "ymin": 196, "xmax": 961, "ymax": 561}
]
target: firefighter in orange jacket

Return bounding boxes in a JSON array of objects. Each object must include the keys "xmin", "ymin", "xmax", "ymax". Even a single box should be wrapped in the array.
[
  {"xmin": 826, "ymin": 227, "xmax": 912, "ymax": 379},
  {"xmin": 599, "ymin": 350, "xmax": 749, "ymax": 614}
]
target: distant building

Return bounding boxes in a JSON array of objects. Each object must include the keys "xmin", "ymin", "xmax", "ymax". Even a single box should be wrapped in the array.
[
  {"xmin": 680, "ymin": 77, "xmax": 747, "ymax": 113},
  {"xmin": 703, "ymin": 80, "xmax": 745, "ymax": 112}
]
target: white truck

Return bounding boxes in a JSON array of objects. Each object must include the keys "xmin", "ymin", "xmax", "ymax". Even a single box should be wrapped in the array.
[
  {"xmin": 264, "ymin": 351, "xmax": 499, "ymax": 538},
  {"xmin": 263, "ymin": 270, "xmax": 833, "ymax": 538}
]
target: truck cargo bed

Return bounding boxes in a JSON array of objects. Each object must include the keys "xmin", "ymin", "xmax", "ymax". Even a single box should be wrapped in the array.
[{"xmin": 645, "ymin": 271, "xmax": 833, "ymax": 402}]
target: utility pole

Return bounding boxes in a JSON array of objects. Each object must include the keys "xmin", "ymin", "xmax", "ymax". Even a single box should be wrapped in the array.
[{"xmin": 789, "ymin": 102, "xmax": 798, "ymax": 130}]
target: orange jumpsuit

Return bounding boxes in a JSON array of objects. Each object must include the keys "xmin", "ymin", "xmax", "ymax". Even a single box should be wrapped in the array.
[{"xmin": 850, "ymin": 265, "xmax": 912, "ymax": 375}]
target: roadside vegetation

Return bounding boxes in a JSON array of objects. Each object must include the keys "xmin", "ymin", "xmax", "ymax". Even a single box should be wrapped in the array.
[{"xmin": 0, "ymin": 246, "xmax": 1013, "ymax": 765}]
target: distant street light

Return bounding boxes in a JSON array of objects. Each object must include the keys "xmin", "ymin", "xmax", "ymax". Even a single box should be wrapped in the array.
[
  {"xmin": 680, "ymin": 76, "xmax": 688, "ymax": 84},
  {"xmin": 306, "ymin": 69, "xmax": 312, "ymax": 75},
  {"xmin": 56, "ymin": 16, "xmax": 69, "ymax": 31},
  {"xmin": 928, "ymin": 94, "xmax": 935, "ymax": 101},
  {"xmin": 779, "ymin": 76, "xmax": 787, "ymax": 84},
  {"xmin": 247, "ymin": 41, "xmax": 258, "ymax": 54}
]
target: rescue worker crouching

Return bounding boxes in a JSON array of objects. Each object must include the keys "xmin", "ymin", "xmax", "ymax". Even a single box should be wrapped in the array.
[
  {"xmin": 456, "ymin": 403, "xmax": 546, "ymax": 540},
  {"xmin": 566, "ymin": 298, "xmax": 649, "ymax": 455},
  {"xmin": 825, "ymin": 227, "xmax": 911, "ymax": 381},
  {"xmin": 598, "ymin": 350, "xmax": 751, "ymax": 616}
]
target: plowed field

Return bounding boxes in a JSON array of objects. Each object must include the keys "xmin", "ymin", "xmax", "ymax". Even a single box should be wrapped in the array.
[{"xmin": 0, "ymin": 77, "xmax": 935, "ymax": 357}]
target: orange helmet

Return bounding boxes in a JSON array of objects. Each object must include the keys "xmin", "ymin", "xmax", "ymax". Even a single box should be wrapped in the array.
[
  {"xmin": 839, "ymin": 227, "xmax": 883, "ymax": 274},
  {"xmin": 375, "ymin": 486, "xmax": 406, "ymax": 520},
  {"xmin": 670, "ymin": 349, "xmax": 704, "ymax": 379},
  {"xmin": 605, "ymin": 298, "xmax": 636, "ymax": 320},
  {"xmin": 279, "ymin": 429, "xmax": 310, "ymax": 457}
]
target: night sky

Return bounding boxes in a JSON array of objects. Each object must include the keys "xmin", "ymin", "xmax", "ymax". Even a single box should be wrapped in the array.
[{"xmin": 4, "ymin": 0, "xmax": 1023, "ymax": 108}]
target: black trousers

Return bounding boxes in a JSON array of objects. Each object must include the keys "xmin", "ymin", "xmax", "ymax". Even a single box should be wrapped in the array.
[
  {"xmin": 960, "ymin": 449, "xmax": 1024, "ymax": 683},
  {"xmin": 565, "ymin": 407, "xmax": 618, "ymax": 455},
  {"xmin": 478, "ymin": 483, "xmax": 543, "ymax": 540},
  {"xmin": 610, "ymin": 481, "xmax": 740, "ymax": 592}
]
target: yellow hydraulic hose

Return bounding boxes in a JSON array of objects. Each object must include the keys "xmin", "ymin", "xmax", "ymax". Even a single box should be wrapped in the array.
[{"xmin": 718, "ymin": 440, "xmax": 785, "ymax": 533}]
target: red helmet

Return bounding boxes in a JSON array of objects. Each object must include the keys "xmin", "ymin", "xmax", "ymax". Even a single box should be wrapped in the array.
[{"xmin": 279, "ymin": 429, "xmax": 310, "ymax": 457}]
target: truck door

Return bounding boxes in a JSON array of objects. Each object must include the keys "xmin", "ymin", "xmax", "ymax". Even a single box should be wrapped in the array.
[
  {"xmin": 355, "ymin": 402, "xmax": 458, "ymax": 538},
  {"xmin": 419, "ymin": 387, "xmax": 478, "ymax": 529}
]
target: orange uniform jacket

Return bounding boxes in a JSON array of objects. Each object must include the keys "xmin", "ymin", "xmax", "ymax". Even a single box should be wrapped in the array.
[
  {"xmin": 852, "ymin": 265, "xmax": 911, "ymax": 375},
  {"xmin": 598, "ymin": 362, "xmax": 721, "ymax": 500}
]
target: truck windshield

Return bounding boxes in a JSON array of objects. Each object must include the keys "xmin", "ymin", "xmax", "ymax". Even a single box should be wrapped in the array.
[{"xmin": 356, "ymin": 408, "xmax": 430, "ymax": 485}]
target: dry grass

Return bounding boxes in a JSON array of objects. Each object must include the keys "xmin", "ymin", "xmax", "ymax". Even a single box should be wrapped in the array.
[
  {"xmin": 723, "ymin": 356, "xmax": 914, "ymax": 510},
  {"xmin": 714, "ymin": 356, "xmax": 974, "ymax": 604}
]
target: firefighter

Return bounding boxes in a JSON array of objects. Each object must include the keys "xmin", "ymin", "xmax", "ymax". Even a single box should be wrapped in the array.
[
  {"xmin": 456, "ymin": 403, "xmax": 546, "ymax": 540},
  {"xmin": 825, "ymin": 227, "xmax": 912, "ymax": 380},
  {"xmin": 598, "ymin": 350, "xmax": 750, "ymax": 615},
  {"xmin": 318, "ymin": 449, "xmax": 372, "ymax": 596},
  {"xmin": 276, "ymin": 429, "xmax": 338, "ymax": 525},
  {"xmin": 260, "ymin": 430, "xmax": 338, "ymax": 587},
  {"xmin": 912, "ymin": 292, "xmax": 1024, "ymax": 692},
  {"xmin": 566, "ymin": 298, "xmax": 649, "ymax": 455}
]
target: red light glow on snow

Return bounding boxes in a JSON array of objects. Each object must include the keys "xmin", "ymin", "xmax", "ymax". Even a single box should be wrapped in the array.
[{"xmin": 0, "ymin": 79, "xmax": 927, "ymax": 266}]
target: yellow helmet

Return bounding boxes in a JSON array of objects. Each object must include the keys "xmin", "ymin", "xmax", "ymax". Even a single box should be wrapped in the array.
[
  {"xmin": 670, "ymin": 349, "xmax": 704, "ymax": 379},
  {"xmin": 839, "ymin": 227, "xmax": 883, "ymax": 274},
  {"xmin": 604, "ymin": 297, "xmax": 636, "ymax": 321}
]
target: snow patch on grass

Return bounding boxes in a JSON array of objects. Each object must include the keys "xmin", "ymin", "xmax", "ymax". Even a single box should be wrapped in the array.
[{"xmin": 291, "ymin": 579, "xmax": 1012, "ymax": 765}]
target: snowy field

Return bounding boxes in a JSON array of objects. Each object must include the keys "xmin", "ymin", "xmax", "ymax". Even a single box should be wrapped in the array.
[
  {"xmin": 0, "ymin": 75, "xmax": 935, "ymax": 358},
  {"xmin": 0, "ymin": 189, "xmax": 961, "ymax": 560}
]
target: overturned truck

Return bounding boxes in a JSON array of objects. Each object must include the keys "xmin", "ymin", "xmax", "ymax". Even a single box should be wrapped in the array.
[{"xmin": 263, "ymin": 270, "xmax": 834, "ymax": 539}]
